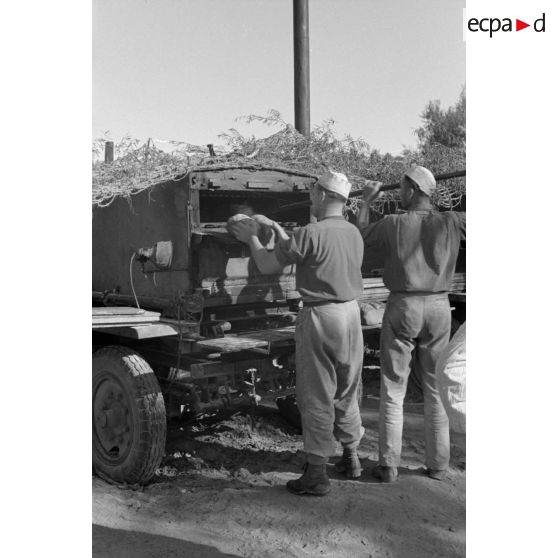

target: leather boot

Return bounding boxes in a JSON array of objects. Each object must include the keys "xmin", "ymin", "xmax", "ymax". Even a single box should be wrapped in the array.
[
  {"xmin": 286, "ymin": 463, "xmax": 331, "ymax": 496},
  {"xmin": 334, "ymin": 447, "xmax": 362, "ymax": 478},
  {"xmin": 372, "ymin": 464, "xmax": 398, "ymax": 483},
  {"xmin": 425, "ymin": 468, "xmax": 448, "ymax": 481}
]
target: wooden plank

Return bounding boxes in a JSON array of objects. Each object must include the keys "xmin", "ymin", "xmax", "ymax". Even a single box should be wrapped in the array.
[
  {"xmin": 92, "ymin": 315, "xmax": 161, "ymax": 326},
  {"xmin": 92, "ymin": 307, "xmax": 161, "ymax": 327},
  {"xmin": 242, "ymin": 326, "xmax": 296, "ymax": 343},
  {"xmin": 194, "ymin": 336, "xmax": 269, "ymax": 353},
  {"xmin": 231, "ymin": 326, "xmax": 297, "ymax": 355},
  {"xmin": 92, "ymin": 323, "xmax": 178, "ymax": 339},
  {"xmin": 92, "ymin": 307, "xmax": 156, "ymax": 316}
]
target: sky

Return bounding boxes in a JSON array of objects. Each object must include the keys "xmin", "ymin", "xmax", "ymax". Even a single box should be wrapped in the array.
[{"xmin": 93, "ymin": 0, "xmax": 465, "ymax": 155}]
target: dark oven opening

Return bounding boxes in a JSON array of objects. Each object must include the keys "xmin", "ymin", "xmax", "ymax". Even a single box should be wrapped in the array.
[{"xmin": 198, "ymin": 190, "xmax": 311, "ymax": 228}]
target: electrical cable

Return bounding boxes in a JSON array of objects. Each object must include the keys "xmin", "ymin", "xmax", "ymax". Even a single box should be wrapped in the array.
[{"xmin": 129, "ymin": 253, "xmax": 140, "ymax": 309}]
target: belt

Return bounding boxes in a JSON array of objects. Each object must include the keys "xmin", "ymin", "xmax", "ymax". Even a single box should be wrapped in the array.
[{"xmin": 303, "ymin": 299, "xmax": 352, "ymax": 308}]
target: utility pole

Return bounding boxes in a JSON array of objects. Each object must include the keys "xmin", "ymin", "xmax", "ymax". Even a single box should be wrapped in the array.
[
  {"xmin": 104, "ymin": 141, "xmax": 114, "ymax": 163},
  {"xmin": 293, "ymin": 0, "xmax": 310, "ymax": 137}
]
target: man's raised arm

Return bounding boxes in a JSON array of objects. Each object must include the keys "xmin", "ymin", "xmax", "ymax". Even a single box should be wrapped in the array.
[{"xmin": 357, "ymin": 180, "xmax": 383, "ymax": 231}]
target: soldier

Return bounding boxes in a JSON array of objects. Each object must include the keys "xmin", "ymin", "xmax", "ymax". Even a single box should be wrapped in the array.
[
  {"xmin": 357, "ymin": 166, "xmax": 465, "ymax": 482},
  {"xmin": 230, "ymin": 170, "xmax": 364, "ymax": 496}
]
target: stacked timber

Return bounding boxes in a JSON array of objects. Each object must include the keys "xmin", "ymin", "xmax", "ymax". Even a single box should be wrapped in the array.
[
  {"xmin": 92, "ymin": 307, "xmax": 161, "ymax": 328},
  {"xmin": 359, "ymin": 272, "xmax": 465, "ymax": 304}
]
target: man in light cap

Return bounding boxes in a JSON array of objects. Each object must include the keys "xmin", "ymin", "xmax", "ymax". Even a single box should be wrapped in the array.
[
  {"xmin": 230, "ymin": 170, "xmax": 365, "ymax": 496},
  {"xmin": 357, "ymin": 165, "xmax": 465, "ymax": 483}
]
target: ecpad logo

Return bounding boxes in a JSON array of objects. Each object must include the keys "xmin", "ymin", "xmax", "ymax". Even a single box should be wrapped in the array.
[{"xmin": 468, "ymin": 13, "xmax": 546, "ymax": 37}]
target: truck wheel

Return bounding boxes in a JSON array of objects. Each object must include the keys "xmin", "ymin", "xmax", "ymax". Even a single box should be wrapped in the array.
[{"xmin": 92, "ymin": 346, "xmax": 166, "ymax": 485}]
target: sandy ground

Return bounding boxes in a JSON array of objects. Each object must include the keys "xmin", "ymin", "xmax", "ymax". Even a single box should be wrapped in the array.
[{"xmin": 93, "ymin": 374, "xmax": 465, "ymax": 558}]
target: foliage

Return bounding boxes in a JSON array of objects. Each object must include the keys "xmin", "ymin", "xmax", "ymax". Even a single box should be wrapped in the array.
[
  {"xmin": 407, "ymin": 88, "xmax": 466, "ymax": 210},
  {"xmin": 93, "ymin": 97, "xmax": 466, "ymax": 213},
  {"xmin": 415, "ymin": 88, "xmax": 466, "ymax": 149}
]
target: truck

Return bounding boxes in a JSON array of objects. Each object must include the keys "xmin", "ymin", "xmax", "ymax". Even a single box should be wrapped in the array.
[{"xmin": 92, "ymin": 164, "xmax": 465, "ymax": 485}]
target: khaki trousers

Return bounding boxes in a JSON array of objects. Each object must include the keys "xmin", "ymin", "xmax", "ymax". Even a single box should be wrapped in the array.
[
  {"xmin": 295, "ymin": 300, "xmax": 363, "ymax": 463},
  {"xmin": 379, "ymin": 292, "xmax": 451, "ymax": 470}
]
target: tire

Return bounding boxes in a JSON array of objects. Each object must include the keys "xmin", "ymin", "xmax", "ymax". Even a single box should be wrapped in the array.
[{"xmin": 92, "ymin": 346, "xmax": 166, "ymax": 485}]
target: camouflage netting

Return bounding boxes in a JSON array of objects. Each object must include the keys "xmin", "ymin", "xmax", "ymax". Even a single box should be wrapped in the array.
[{"xmin": 92, "ymin": 110, "xmax": 465, "ymax": 215}]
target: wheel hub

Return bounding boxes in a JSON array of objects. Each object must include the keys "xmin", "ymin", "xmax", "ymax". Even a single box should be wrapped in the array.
[{"xmin": 93, "ymin": 376, "xmax": 133, "ymax": 460}]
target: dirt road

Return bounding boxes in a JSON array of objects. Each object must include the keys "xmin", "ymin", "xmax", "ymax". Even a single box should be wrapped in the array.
[{"xmin": 93, "ymin": 378, "xmax": 465, "ymax": 558}]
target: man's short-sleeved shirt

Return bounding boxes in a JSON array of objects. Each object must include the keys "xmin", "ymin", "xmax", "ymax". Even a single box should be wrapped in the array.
[
  {"xmin": 362, "ymin": 210, "xmax": 465, "ymax": 293},
  {"xmin": 275, "ymin": 216, "xmax": 364, "ymax": 302}
]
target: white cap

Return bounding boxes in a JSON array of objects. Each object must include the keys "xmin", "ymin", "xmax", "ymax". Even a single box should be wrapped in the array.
[
  {"xmin": 404, "ymin": 166, "xmax": 436, "ymax": 196},
  {"xmin": 316, "ymin": 170, "xmax": 351, "ymax": 200}
]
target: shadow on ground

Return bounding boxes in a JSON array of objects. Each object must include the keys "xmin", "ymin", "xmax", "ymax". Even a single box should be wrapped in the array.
[
  {"xmin": 93, "ymin": 524, "xmax": 241, "ymax": 558},
  {"xmin": 154, "ymin": 378, "xmax": 465, "ymax": 484}
]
